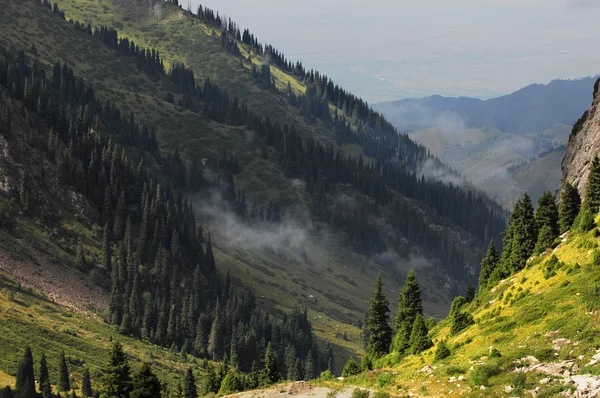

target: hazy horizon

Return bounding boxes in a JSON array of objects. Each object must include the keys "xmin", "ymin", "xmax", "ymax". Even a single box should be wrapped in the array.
[{"xmin": 187, "ymin": 0, "xmax": 600, "ymax": 103}]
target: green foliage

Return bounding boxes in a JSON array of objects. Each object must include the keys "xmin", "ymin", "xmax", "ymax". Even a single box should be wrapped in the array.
[
  {"xmin": 131, "ymin": 363, "xmax": 161, "ymax": 398},
  {"xmin": 59, "ymin": 351, "xmax": 71, "ymax": 392},
  {"xmin": 586, "ymin": 155, "xmax": 600, "ymax": 213},
  {"xmin": 261, "ymin": 343, "xmax": 280, "ymax": 385},
  {"xmin": 372, "ymin": 391, "xmax": 390, "ymax": 398},
  {"xmin": 184, "ymin": 367, "xmax": 197, "ymax": 398},
  {"xmin": 513, "ymin": 372, "xmax": 527, "ymax": 393},
  {"xmin": 39, "ymin": 353, "xmax": 52, "ymax": 398},
  {"xmin": 535, "ymin": 224, "xmax": 556, "ymax": 255},
  {"xmin": 350, "ymin": 388, "xmax": 370, "ymax": 398},
  {"xmin": 326, "ymin": 389, "xmax": 339, "ymax": 398},
  {"xmin": 469, "ymin": 363, "xmax": 501, "ymax": 387},
  {"xmin": 219, "ymin": 371, "xmax": 241, "ymax": 395},
  {"xmin": 434, "ymin": 340, "xmax": 451, "ymax": 362},
  {"xmin": 444, "ymin": 365, "xmax": 465, "ymax": 376},
  {"xmin": 360, "ymin": 355, "xmax": 373, "ymax": 372},
  {"xmin": 451, "ymin": 310, "xmax": 474, "ymax": 335},
  {"xmin": 559, "ymin": 181, "xmax": 581, "ymax": 233},
  {"xmin": 392, "ymin": 271, "xmax": 423, "ymax": 354},
  {"xmin": 376, "ymin": 373, "xmax": 392, "ymax": 388},
  {"xmin": 342, "ymin": 357, "xmax": 361, "ymax": 378},
  {"xmin": 319, "ymin": 370, "xmax": 335, "ymax": 381},
  {"xmin": 408, "ymin": 314, "xmax": 432, "ymax": 354},
  {"xmin": 366, "ymin": 275, "xmax": 392, "ymax": 358},
  {"xmin": 102, "ymin": 342, "xmax": 132, "ymax": 398},
  {"xmin": 535, "ymin": 191, "xmax": 559, "ymax": 241},
  {"xmin": 81, "ymin": 368, "xmax": 93, "ymax": 398},
  {"xmin": 489, "ymin": 347, "xmax": 502, "ymax": 358},
  {"xmin": 577, "ymin": 202, "xmax": 596, "ymax": 232},
  {"xmin": 544, "ymin": 255, "xmax": 564, "ymax": 279},
  {"xmin": 16, "ymin": 347, "xmax": 35, "ymax": 398}
]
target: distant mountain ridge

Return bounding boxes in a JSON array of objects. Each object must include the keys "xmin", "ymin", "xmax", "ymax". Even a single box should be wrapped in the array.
[{"xmin": 375, "ymin": 77, "xmax": 598, "ymax": 133}]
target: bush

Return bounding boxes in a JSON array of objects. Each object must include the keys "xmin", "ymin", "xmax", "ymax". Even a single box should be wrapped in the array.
[
  {"xmin": 350, "ymin": 388, "xmax": 370, "ymax": 398},
  {"xmin": 444, "ymin": 365, "xmax": 465, "ymax": 376},
  {"xmin": 218, "ymin": 371, "xmax": 241, "ymax": 395},
  {"xmin": 489, "ymin": 347, "xmax": 502, "ymax": 358},
  {"xmin": 376, "ymin": 373, "xmax": 392, "ymax": 388},
  {"xmin": 469, "ymin": 364, "xmax": 501, "ymax": 387},
  {"xmin": 434, "ymin": 340, "xmax": 451, "ymax": 361},
  {"xmin": 342, "ymin": 357, "xmax": 361, "ymax": 377},
  {"xmin": 451, "ymin": 311, "xmax": 474, "ymax": 334},
  {"xmin": 513, "ymin": 372, "xmax": 527, "ymax": 392},
  {"xmin": 373, "ymin": 391, "xmax": 389, "ymax": 398},
  {"xmin": 326, "ymin": 390, "xmax": 339, "ymax": 398},
  {"xmin": 320, "ymin": 370, "xmax": 335, "ymax": 381}
]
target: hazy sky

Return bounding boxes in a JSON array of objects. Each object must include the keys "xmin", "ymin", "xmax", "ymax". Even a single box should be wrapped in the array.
[{"xmin": 188, "ymin": 0, "xmax": 600, "ymax": 102}]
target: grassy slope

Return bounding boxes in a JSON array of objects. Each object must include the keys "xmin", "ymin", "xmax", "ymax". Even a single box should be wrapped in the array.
[
  {"xmin": 326, "ymin": 223, "xmax": 600, "ymax": 397},
  {"xmin": 0, "ymin": 271, "xmax": 195, "ymax": 393}
]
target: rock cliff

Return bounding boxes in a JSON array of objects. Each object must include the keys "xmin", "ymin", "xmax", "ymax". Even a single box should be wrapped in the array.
[{"xmin": 561, "ymin": 78, "xmax": 600, "ymax": 199}]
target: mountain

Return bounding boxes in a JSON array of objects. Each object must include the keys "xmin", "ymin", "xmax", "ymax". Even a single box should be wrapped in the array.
[
  {"xmin": 375, "ymin": 77, "xmax": 597, "ymax": 134},
  {"xmin": 0, "ymin": 0, "xmax": 507, "ymax": 387},
  {"xmin": 562, "ymin": 79, "xmax": 600, "ymax": 199}
]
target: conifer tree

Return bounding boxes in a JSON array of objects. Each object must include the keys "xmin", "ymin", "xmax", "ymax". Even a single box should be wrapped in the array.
[
  {"xmin": 392, "ymin": 270, "xmax": 422, "ymax": 354},
  {"xmin": 131, "ymin": 363, "xmax": 161, "ymax": 398},
  {"xmin": 559, "ymin": 181, "xmax": 581, "ymax": 233},
  {"xmin": 75, "ymin": 238, "xmax": 86, "ymax": 271},
  {"xmin": 478, "ymin": 240, "xmax": 499, "ymax": 290},
  {"xmin": 303, "ymin": 354, "xmax": 315, "ymax": 380},
  {"xmin": 508, "ymin": 193, "xmax": 537, "ymax": 273},
  {"xmin": 81, "ymin": 368, "xmax": 92, "ymax": 398},
  {"xmin": 261, "ymin": 343, "xmax": 280, "ymax": 385},
  {"xmin": 534, "ymin": 192, "xmax": 559, "ymax": 254},
  {"xmin": 202, "ymin": 364, "xmax": 219, "ymax": 395},
  {"xmin": 102, "ymin": 342, "xmax": 132, "ymax": 398},
  {"xmin": 218, "ymin": 371, "xmax": 241, "ymax": 395},
  {"xmin": 586, "ymin": 155, "xmax": 600, "ymax": 214},
  {"xmin": 366, "ymin": 274, "xmax": 392, "ymax": 358},
  {"xmin": 578, "ymin": 202, "xmax": 596, "ymax": 232},
  {"xmin": 39, "ymin": 353, "xmax": 52, "ymax": 398},
  {"xmin": 184, "ymin": 368, "xmax": 197, "ymax": 398},
  {"xmin": 16, "ymin": 347, "xmax": 35, "ymax": 398},
  {"xmin": 408, "ymin": 314, "xmax": 432, "ymax": 354},
  {"xmin": 59, "ymin": 352, "xmax": 70, "ymax": 392}
]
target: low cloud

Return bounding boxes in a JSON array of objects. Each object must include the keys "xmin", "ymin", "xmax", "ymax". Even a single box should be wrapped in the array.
[{"xmin": 417, "ymin": 158, "xmax": 466, "ymax": 187}]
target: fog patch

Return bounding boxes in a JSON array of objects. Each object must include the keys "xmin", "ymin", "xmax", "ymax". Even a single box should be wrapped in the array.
[{"xmin": 417, "ymin": 158, "xmax": 466, "ymax": 187}]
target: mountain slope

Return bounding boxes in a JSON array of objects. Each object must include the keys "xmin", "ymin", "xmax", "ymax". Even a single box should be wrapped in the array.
[
  {"xmin": 0, "ymin": 0, "xmax": 507, "ymax": 332},
  {"xmin": 375, "ymin": 77, "xmax": 597, "ymax": 134}
]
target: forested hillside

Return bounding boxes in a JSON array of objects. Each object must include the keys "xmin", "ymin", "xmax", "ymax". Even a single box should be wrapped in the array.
[{"xmin": 0, "ymin": 0, "xmax": 507, "ymax": 393}]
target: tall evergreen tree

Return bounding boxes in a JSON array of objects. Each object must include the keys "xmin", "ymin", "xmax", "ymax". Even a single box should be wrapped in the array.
[
  {"xmin": 408, "ymin": 314, "xmax": 432, "ymax": 354},
  {"xmin": 16, "ymin": 347, "xmax": 35, "ymax": 398},
  {"xmin": 586, "ymin": 155, "xmax": 600, "ymax": 214},
  {"xmin": 131, "ymin": 363, "xmax": 161, "ymax": 398},
  {"xmin": 559, "ymin": 181, "xmax": 581, "ymax": 233},
  {"xmin": 59, "ymin": 352, "xmax": 70, "ymax": 392},
  {"xmin": 184, "ymin": 368, "xmax": 197, "ymax": 398},
  {"xmin": 533, "ymin": 191, "xmax": 559, "ymax": 254},
  {"xmin": 261, "ymin": 343, "xmax": 279, "ymax": 385},
  {"xmin": 508, "ymin": 193, "xmax": 537, "ymax": 273},
  {"xmin": 392, "ymin": 270, "xmax": 423, "ymax": 354},
  {"xmin": 39, "ymin": 353, "xmax": 52, "ymax": 398},
  {"xmin": 102, "ymin": 342, "xmax": 132, "ymax": 398},
  {"xmin": 366, "ymin": 274, "xmax": 392, "ymax": 358},
  {"xmin": 478, "ymin": 239, "xmax": 500, "ymax": 290},
  {"xmin": 81, "ymin": 368, "xmax": 92, "ymax": 398}
]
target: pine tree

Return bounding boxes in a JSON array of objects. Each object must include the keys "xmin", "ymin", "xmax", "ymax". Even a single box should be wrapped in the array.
[
  {"xmin": 408, "ymin": 314, "xmax": 432, "ymax": 354},
  {"xmin": 578, "ymin": 202, "xmax": 596, "ymax": 232},
  {"xmin": 508, "ymin": 193, "xmax": 537, "ymax": 273},
  {"xmin": 81, "ymin": 368, "xmax": 92, "ymax": 398},
  {"xmin": 75, "ymin": 237, "xmax": 86, "ymax": 270},
  {"xmin": 184, "ymin": 368, "xmax": 197, "ymax": 398},
  {"xmin": 534, "ymin": 192, "xmax": 559, "ymax": 254},
  {"xmin": 559, "ymin": 181, "xmax": 581, "ymax": 233},
  {"xmin": 202, "ymin": 364, "xmax": 219, "ymax": 395},
  {"xmin": 303, "ymin": 354, "xmax": 315, "ymax": 380},
  {"xmin": 218, "ymin": 371, "xmax": 241, "ymax": 395},
  {"xmin": 478, "ymin": 240, "xmax": 499, "ymax": 290},
  {"xmin": 366, "ymin": 274, "xmax": 392, "ymax": 358},
  {"xmin": 131, "ymin": 363, "xmax": 161, "ymax": 398},
  {"xmin": 586, "ymin": 155, "xmax": 600, "ymax": 214},
  {"xmin": 261, "ymin": 343, "xmax": 280, "ymax": 385},
  {"xmin": 16, "ymin": 347, "xmax": 35, "ymax": 398},
  {"xmin": 59, "ymin": 352, "xmax": 71, "ymax": 392},
  {"xmin": 102, "ymin": 341, "xmax": 132, "ymax": 398},
  {"xmin": 39, "ymin": 353, "xmax": 52, "ymax": 398},
  {"xmin": 392, "ymin": 270, "xmax": 422, "ymax": 354}
]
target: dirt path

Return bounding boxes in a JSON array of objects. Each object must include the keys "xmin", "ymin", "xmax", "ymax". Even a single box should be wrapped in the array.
[{"xmin": 234, "ymin": 381, "xmax": 370, "ymax": 398}]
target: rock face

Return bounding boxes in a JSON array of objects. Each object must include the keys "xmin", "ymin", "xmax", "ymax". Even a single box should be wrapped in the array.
[{"xmin": 561, "ymin": 78, "xmax": 600, "ymax": 200}]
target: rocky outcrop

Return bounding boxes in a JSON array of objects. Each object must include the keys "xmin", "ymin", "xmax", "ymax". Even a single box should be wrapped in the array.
[{"xmin": 561, "ymin": 78, "xmax": 600, "ymax": 199}]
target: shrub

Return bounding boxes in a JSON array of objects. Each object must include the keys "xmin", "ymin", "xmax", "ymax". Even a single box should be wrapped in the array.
[
  {"xmin": 326, "ymin": 390, "xmax": 339, "ymax": 398},
  {"xmin": 489, "ymin": 347, "xmax": 502, "ymax": 358},
  {"xmin": 469, "ymin": 364, "xmax": 501, "ymax": 387},
  {"xmin": 373, "ymin": 391, "xmax": 389, "ymax": 398},
  {"xmin": 218, "ymin": 371, "xmax": 241, "ymax": 395},
  {"xmin": 350, "ymin": 388, "xmax": 370, "ymax": 398},
  {"xmin": 451, "ymin": 311, "xmax": 474, "ymax": 334},
  {"xmin": 342, "ymin": 357, "xmax": 361, "ymax": 377},
  {"xmin": 320, "ymin": 370, "xmax": 335, "ymax": 381},
  {"xmin": 444, "ymin": 365, "xmax": 465, "ymax": 376},
  {"xmin": 434, "ymin": 340, "xmax": 451, "ymax": 361},
  {"xmin": 376, "ymin": 373, "xmax": 392, "ymax": 388},
  {"xmin": 513, "ymin": 372, "xmax": 527, "ymax": 392}
]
